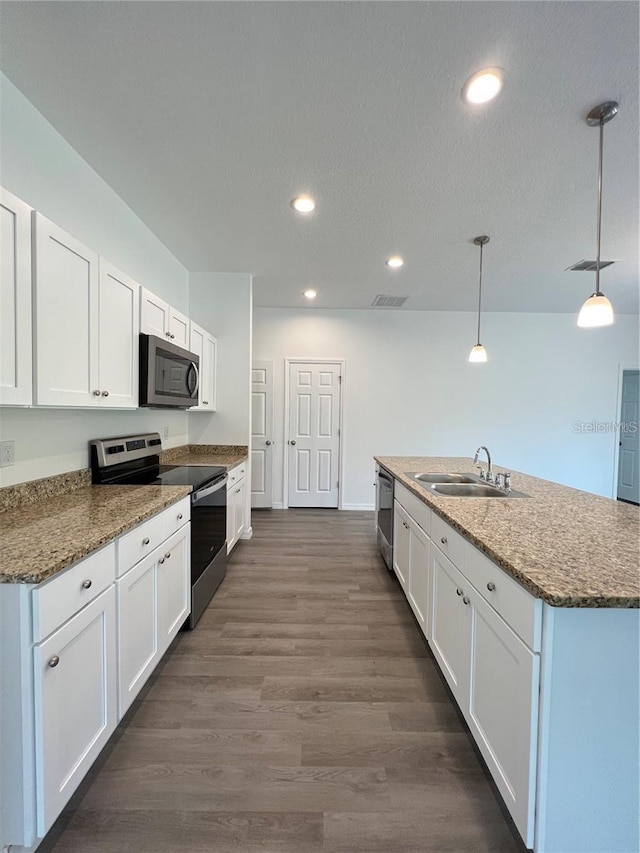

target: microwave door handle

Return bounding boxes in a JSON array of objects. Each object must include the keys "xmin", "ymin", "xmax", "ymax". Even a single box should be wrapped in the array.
[
  {"xmin": 192, "ymin": 475, "xmax": 228, "ymax": 503},
  {"xmin": 187, "ymin": 361, "xmax": 199, "ymax": 399}
]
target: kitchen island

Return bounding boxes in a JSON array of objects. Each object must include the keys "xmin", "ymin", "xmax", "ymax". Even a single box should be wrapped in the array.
[{"xmin": 375, "ymin": 456, "xmax": 639, "ymax": 853}]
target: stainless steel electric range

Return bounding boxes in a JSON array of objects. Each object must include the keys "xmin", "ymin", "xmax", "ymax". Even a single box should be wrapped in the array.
[{"xmin": 90, "ymin": 432, "xmax": 227, "ymax": 628}]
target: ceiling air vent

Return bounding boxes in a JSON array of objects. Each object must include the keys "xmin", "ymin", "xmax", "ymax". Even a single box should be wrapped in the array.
[
  {"xmin": 566, "ymin": 259, "xmax": 615, "ymax": 272},
  {"xmin": 372, "ymin": 295, "xmax": 408, "ymax": 308}
]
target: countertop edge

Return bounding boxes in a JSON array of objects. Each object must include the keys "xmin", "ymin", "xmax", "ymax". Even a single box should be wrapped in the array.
[{"xmin": 375, "ymin": 457, "xmax": 640, "ymax": 609}]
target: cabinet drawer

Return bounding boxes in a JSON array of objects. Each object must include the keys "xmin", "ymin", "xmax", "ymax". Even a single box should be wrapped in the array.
[
  {"xmin": 228, "ymin": 463, "xmax": 246, "ymax": 485},
  {"xmin": 162, "ymin": 496, "xmax": 190, "ymax": 541},
  {"xmin": 395, "ymin": 481, "xmax": 431, "ymax": 536},
  {"xmin": 465, "ymin": 546, "xmax": 542, "ymax": 651},
  {"xmin": 431, "ymin": 513, "xmax": 468, "ymax": 572},
  {"xmin": 117, "ymin": 512, "xmax": 165, "ymax": 577},
  {"xmin": 32, "ymin": 543, "xmax": 116, "ymax": 643}
]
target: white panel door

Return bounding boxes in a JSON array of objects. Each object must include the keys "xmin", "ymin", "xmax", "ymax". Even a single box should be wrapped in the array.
[
  {"xmin": 430, "ymin": 546, "xmax": 471, "ymax": 708},
  {"xmin": 251, "ymin": 361, "xmax": 274, "ymax": 508},
  {"xmin": 408, "ymin": 521, "xmax": 431, "ymax": 639},
  {"xmin": 98, "ymin": 260, "xmax": 139, "ymax": 408},
  {"xmin": 33, "ymin": 213, "xmax": 100, "ymax": 406},
  {"xmin": 392, "ymin": 500, "xmax": 410, "ymax": 592},
  {"xmin": 201, "ymin": 332, "xmax": 217, "ymax": 409},
  {"xmin": 0, "ymin": 187, "xmax": 32, "ymax": 405},
  {"xmin": 287, "ymin": 361, "xmax": 341, "ymax": 508},
  {"xmin": 140, "ymin": 286, "xmax": 169, "ymax": 338},
  {"xmin": 157, "ymin": 527, "xmax": 190, "ymax": 651},
  {"xmin": 34, "ymin": 586, "xmax": 117, "ymax": 835},
  {"xmin": 617, "ymin": 370, "xmax": 639, "ymax": 505}
]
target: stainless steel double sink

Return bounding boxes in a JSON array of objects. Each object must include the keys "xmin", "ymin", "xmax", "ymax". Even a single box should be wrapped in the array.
[{"xmin": 405, "ymin": 472, "xmax": 528, "ymax": 498}]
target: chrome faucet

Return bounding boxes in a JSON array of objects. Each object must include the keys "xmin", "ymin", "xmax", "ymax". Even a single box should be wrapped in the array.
[{"xmin": 474, "ymin": 446, "xmax": 493, "ymax": 482}]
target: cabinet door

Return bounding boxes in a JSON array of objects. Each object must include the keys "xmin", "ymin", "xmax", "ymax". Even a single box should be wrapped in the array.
[
  {"xmin": 157, "ymin": 526, "xmax": 190, "ymax": 652},
  {"xmin": 430, "ymin": 546, "xmax": 471, "ymax": 708},
  {"xmin": 392, "ymin": 501, "xmax": 410, "ymax": 591},
  {"xmin": 234, "ymin": 478, "xmax": 246, "ymax": 543},
  {"xmin": 116, "ymin": 552, "xmax": 159, "ymax": 718},
  {"xmin": 202, "ymin": 332, "xmax": 217, "ymax": 410},
  {"xmin": 189, "ymin": 322, "xmax": 205, "ymax": 409},
  {"xmin": 140, "ymin": 286, "xmax": 169, "ymax": 338},
  {"xmin": 169, "ymin": 307, "xmax": 190, "ymax": 348},
  {"xmin": 466, "ymin": 586, "xmax": 539, "ymax": 846},
  {"xmin": 33, "ymin": 213, "xmax": 99, "ymax": 406},
  {"xmin": 98, "ymin": 259, "xmax": 139, "ymax": 408},
  {"xmin": 408, "ymin": 521, "xmax": 431, "ymax": 639},
  {"xmin": 33, "ymin": 586, "xmax": 116, "ymax": 835},
  {"xmin": 0, "ymin": 187, "xmax": 32, "ymax": 405}
]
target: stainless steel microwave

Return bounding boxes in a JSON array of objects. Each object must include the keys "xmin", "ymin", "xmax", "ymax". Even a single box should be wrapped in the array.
[{"xmin": 139, "ymin": 334, "xmax": 199, "ymax": 408}]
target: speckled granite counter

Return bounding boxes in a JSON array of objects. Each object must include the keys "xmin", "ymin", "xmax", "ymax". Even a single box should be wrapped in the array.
[
  {"xmin": 161, "ymin": 444, "xmax": 247, "ymax": 469},
  {"xmin": 376, "ymin": 456, "xmax": 640, "ymax": 608},
  {"xmin": 0, "ymin": 484, "xmax": 191, "ymax": 585}
]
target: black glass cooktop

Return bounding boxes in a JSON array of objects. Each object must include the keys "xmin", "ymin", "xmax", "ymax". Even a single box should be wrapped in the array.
[{"xmin": 116, "ymin": 464, "xmax": 226, "ymax": 488}]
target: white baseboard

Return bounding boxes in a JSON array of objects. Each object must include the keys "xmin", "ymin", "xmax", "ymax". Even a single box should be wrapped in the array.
[
  {"xmin": 271, "ymin": 502, "xmax": 285, "ymax": 510},
  {"xmin": 240, "ymin": 527, "xmax": 253, "ymax": 540},
  {"xmin": 340, "ymin": 503, "xmax": 376, "ymax": 511}
]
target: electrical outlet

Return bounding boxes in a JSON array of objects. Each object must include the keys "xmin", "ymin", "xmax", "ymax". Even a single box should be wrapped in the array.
[
  {"xmin": 163, "ymin": 426, "xmax": 169, "ymax": 440},
  {"xmin": 0, "ymin": 440, "xmax": 15, "ymax": 467}
]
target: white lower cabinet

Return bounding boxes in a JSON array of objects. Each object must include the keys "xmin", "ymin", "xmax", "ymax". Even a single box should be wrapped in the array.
[
  {"xmin": 393, "ymin": 498, "xmax": 431, "ymax": 637},
  {"xmin": 227, "ymin": 464, "xmax": 247, "ymax": 553},
  {"xmin": 157, "ymin": 526, "xmax": 190, "ymax": 649},
  {"xmin": 33, "ymin": 585, "xmax": 117, "ymax": 836},
  {"xmin": 392, "ymin": 501, "xmax": 410, "ymax": 591},
  {"xmin": 430, "ymin": 546, "xmax": 471, "ymax": 705}
]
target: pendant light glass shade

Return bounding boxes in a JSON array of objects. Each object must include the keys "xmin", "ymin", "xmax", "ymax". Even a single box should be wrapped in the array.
[
  {"xmin": 468, "ymin": 344, "xmax": 488, "ymax": 362},
  {"xmin": 578, "ymin": 102, "xmax": 618, "ymax": 328},
  {"xmin": 469, "ymin": 235, "xmax": 489, "ymax": 363},
  {"xmin": 577, "ymin": 293, "xmax": 614, "ymax": 327}
]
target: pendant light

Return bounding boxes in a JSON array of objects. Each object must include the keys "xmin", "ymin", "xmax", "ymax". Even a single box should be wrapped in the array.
[
  {"xmin": 577, "ymin": 101, "xmax": 618, "ymax": 328},
  {"xmin": 469, "ymin": 235, "xmax": 489, "ymax": 362}
]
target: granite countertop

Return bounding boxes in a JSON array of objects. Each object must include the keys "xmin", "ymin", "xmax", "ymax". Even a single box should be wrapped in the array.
[
  {"xmin": 0, "ymin": 484, "xmax": 191, "ymax": 585},
  {"xmin": 160, "ymin": 444, "xmax": 248, "ymax": 469},
  {"xmin": 376, "ymin": 456, "xmax": 640, "ymax": 609}
]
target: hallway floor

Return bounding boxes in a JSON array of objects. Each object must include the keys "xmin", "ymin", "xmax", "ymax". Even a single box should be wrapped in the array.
[{"xmin": 42, "ymin": 509, "xmax": 523, "ymax": 852}]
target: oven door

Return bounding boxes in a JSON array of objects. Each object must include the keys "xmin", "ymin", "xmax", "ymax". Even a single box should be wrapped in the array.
[
  {"xmin": 139, "ymin": 334, "xmax": 199, "ymax": 408},
  {"xmin": 190, "ymin": 474, "xmax": 228, "ymax": 582}
]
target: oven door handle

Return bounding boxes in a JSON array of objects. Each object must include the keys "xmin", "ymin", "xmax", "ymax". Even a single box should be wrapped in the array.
[{"xmin": 192, "ymin": 475, "xmax": 229, "ymax": 503}]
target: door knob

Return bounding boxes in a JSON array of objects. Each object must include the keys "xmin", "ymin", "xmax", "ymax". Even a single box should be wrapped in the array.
[
  {"xmin": 265, "ymin": 440, "xmax": 272, "ymax": 446},
  {"xmin": 290, "ymin": 440, "xmax": 297, "ymax": 446}
]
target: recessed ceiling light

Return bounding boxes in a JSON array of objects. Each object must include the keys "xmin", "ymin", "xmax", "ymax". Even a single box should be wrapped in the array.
[
  {"xmin": 303, "ymin": 289, "xmax": 317, "ymax": 300},
  {"xmin": 386, "ymin": 256, "xmax": 404, "ymax": 269},
  {"xmin": 462, "ymin": 68, "xmax": 504, "ymax": 105},
  {"xmin": 291, "ymin": 195, "xmax": 316, "ymax": 213}
]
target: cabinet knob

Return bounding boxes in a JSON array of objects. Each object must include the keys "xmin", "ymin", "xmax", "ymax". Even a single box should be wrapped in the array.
[
  {"xmin": 93, "ymin": 389, "xmax": 101, "ymax": 396},
  {"xmin": 440, "ymin": 537, "xmax": 447, "ymax": 545},
  {"xmin": 165, "ymin": 552, "xmax": 171, "ymax": 559},
  {"xmin": 290, "ymin": 440, "xmax": 297, "ymax": 446},
  {"xmin": 177, "ymin": 513, "xmax": 183, "ymax": 520},
  {"xmin": 48, "ymin": 655, "xmax": 60, "ymax": 668},
  {"xmin": 487, "ymin": 582, "xmax": 496, "ymax": 592},
  {"xmin": 403, "ymin": 521, "xmax": 409, "ymax": 529},
  {"xmin": 456, "ymin": 588, "xmax": 463, "ymax": 596},
  {"xmin": 236, "ymin": 488, "xmax": 241, "ymax": 495},
  {"xmin": 166, "ymin": 331, "xmax": 171, "ymax": 337},
  {"xmin": 203, "ymin": 401, "xmax": 209, "ymax": 405},
  {"xmin": 171, "ymin": 333, "xmax": 175, "ymax": 339},
  {"xmin": 102, "ymin": 390, "xmax": 109, "ymax": 397},
  {"xmin": 142, "ymin": 537, "xmax": 150, "ymax": 545},
  {"xmin": 463, "ymin": 596, "xmax": 470, "ymax": 605},
  {"xmin": 158, "ymin": 557, "xmax": 165, "ymax": 564},
  {"xmin": 265, "ymin": 440, "xmax": 272, "ymax": 446},
  {"xmin": 81, "ymin": 579, "xmax": 92, "ymax": 589}
]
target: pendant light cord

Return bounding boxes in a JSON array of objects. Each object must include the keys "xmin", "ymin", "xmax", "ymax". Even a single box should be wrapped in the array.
[
  {"xmin": 595, "ymin": 118, "xmax": 604, "ymax": 295},
  {"xmin": 476, "ymin": 242, "xmax": 483, "ymax": 345}
]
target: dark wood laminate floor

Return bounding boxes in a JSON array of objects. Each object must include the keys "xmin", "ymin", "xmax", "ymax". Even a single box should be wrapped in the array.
[{"xmin": 42, "ymin": 509, "xmax": 523, "ymax": 853}]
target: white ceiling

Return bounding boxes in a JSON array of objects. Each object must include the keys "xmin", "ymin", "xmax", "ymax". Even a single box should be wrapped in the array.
[{"xmin": 1, "ymin": 1, "xmax": 638, "ymax": 313}]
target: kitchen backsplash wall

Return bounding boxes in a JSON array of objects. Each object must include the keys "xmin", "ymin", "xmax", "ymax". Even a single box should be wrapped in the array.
[{"xmin": 253, "ymin": 307, "xmax": 639, "ymax": 506}]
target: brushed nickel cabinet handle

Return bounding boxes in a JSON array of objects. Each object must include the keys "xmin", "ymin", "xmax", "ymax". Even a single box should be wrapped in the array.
[
  {"xmin": 463, "ymin": 596, "xmax": 470, "ymax": 605},
  {"xmin": 48, "ymin": 656, "xmax": 60, "ymax": 668},
  {"xmin": 81, "ymin": 579, "xmax": 92, "ymax": 589},
  {"xmin": 487, "ymin": 582, "xmax": 496, "ymax": 592},
  {"xmin": 142, "ymin": 537, "xmax": 150, "ymax": 545},
  {"xmin": 456, "ymin": 588, "xmax": 463, "ymax": 596}
]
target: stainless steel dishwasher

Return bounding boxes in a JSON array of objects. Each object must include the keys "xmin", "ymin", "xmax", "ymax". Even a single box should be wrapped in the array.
[{"xmin": 375, "ymin": 465, "xmax": 394, "ymax": 569}]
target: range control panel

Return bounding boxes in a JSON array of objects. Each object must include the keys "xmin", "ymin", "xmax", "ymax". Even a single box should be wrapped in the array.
[{"xmin": 90, "ymin": 433, "xmax": 162, "ymax": 469}]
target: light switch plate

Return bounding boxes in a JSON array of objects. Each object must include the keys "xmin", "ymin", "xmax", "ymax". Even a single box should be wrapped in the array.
[{"xmin": 0, "ymin": 440, "xmax": 15, "ymax": 467}]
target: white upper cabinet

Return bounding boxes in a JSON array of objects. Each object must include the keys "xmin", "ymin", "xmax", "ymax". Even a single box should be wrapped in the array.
[
  {"xmin": 98, "ymin": 260, "xmax": 140, "ymax": 408},
  {"xmin": 141, "ymin": 287, "xmax": 190, "ymax": 348},
  {"xmin": 33, "ymin": 213, "xmax": 100, "ymax": 407},
  {"xmin": 34, "ymin": 214, "xmax": 140, "ymax": 408},
  {"xmin": 0, "ymin": 188, "xmax": 33, "ymax": 405},
  {"xmin": 189, "ymin": 321, "xmax": 217, "ymax": 411}
]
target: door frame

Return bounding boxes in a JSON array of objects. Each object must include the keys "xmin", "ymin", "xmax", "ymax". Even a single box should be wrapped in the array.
[
  {"xmin": 283, "ymin": 358, "xmax": 346, "ymax": 510},
  {"xmin": 612, "ymin": 365, "xmax": 640, "ymax": 500}
]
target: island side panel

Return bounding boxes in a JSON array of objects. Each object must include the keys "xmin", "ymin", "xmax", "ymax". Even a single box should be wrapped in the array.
[{"xmin": 536, "ymin": 605, "xmax": 640, "ymax": 853}]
